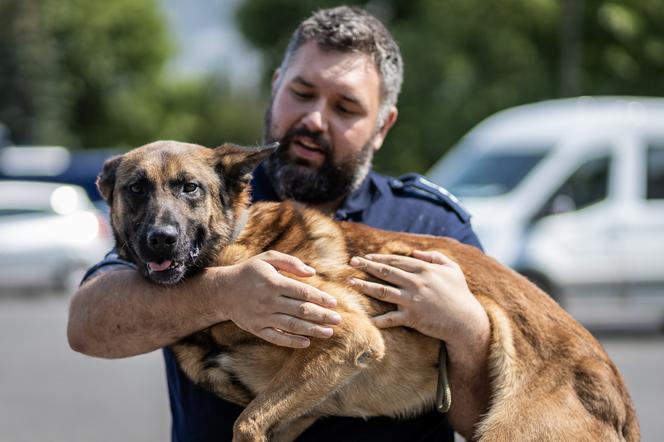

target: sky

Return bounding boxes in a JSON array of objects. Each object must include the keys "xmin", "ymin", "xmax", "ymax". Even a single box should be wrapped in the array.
[{"xmin": 159, "ymin": 0, "xmax": 263, "ymax": 88}]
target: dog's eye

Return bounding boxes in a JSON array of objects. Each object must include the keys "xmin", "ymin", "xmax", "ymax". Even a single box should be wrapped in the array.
[
  {"xmin": 183, "ymin": 182, "xmax": 199, "ymax": 193},
  {"xmin": 129, "ymin": 183, "xmax": 144, "ymax": 194}
]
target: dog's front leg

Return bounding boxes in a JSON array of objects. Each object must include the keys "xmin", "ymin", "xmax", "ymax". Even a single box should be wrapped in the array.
[{"xmin": 232, "ymin": 312, "xmax": 385, "ymax": 442}]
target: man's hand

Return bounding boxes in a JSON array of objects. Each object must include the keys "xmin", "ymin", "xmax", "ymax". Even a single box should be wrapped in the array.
[
  {"xmin": 220, "ymin": 250, "xmax": 342, "ymax": 349},
  {"xmin": 68, "ymin": 250, "xmax": 340, "ymax": 359},
  {"xmin": 348, "ymin": 250, "xmax": 487, "ymax": 343},
  {"xmin": 348, "ymin": 249, "xmax": 490, "ymax": 438}
]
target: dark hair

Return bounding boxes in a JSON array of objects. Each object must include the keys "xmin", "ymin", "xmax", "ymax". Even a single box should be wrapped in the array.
[{"xmin": 279, "ymin": 6, "xmax": 403, "ymax": 124}]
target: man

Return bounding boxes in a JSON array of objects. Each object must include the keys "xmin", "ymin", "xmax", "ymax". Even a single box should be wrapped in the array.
[{"xmin": 68, "ymin": 6, "xmax": 490, "ymax": 441}]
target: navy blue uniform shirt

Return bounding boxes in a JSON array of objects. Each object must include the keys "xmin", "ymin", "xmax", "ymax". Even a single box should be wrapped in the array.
[{"xmin": 84, "ymin": 163, "xmax": 482, "ymax": 442}]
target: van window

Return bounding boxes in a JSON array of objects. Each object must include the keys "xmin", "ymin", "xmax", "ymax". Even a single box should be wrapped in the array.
[
  {"xmin": 447, "ymin": 151, "xmax": 547, "ymax": 197},
  {"xmin": 540, "ymin": 156, "xmax": 611, "ymax": 216},
  {"xmin": 647, "ymin": 144, "xmax": 664, "ymax": 199}
]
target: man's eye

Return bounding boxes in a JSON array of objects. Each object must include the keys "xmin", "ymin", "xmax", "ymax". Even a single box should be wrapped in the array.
[
  {"xmin": 291, "ymin": 89, "xmax": 313, "ymax": 99},
  {"xmin": 129, "ymin": 183, "xmax": 144, "ymax": 194},
  {"xmin": 183, "ymin": 182, "xmax": 199, "ymax": 193}
]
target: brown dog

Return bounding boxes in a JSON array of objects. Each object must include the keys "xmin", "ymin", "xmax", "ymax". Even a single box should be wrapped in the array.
[{"xmin": 97, "ymin": 140, "xmax": 638, "ymax": 441}]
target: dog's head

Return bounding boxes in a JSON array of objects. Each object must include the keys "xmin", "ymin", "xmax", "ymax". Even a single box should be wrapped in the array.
[{"xmin": 97, "ymin": 140, "xmax": 277, "ymax": 285}]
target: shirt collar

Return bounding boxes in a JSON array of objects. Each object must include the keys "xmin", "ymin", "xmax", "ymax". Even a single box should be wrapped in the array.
[
  {"xmin": 251, "ymin": 163, "xmax": 280, "ymax": 202},
  {"xmin": 336, "ymin": 170, "xmax": 388, "ymax": 218},
  {"xmin": 250, "ymin": 163, "xmax": 387, "ymax": 217}
]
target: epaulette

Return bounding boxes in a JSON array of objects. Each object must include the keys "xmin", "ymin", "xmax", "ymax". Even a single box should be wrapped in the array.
[{"xmin": 389, "ymin": 173, "xmax": 471, "ymax": 223}]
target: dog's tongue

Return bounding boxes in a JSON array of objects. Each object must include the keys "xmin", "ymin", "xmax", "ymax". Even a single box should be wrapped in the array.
[{"xmin": 148, "ymin": 260, "xmax": 172, "ymax": 272}]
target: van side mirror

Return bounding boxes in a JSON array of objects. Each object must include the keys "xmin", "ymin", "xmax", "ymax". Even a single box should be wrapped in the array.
[
  {"xmin": 550, "ymin": 194, "xmax": 576, "ymax": 215},
  {"xmin": 530, "ymin": 193, "xmax": 576, "ymax": 225}
]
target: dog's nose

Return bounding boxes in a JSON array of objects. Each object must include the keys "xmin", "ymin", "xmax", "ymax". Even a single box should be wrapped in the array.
[{"xmin": 147, "ymin": 225, "xmax": 178, "ymax": 253}]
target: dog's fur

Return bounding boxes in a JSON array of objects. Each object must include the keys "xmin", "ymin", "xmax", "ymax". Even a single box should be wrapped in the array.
[{"xmin": 97, "ymin": 140, "xmax": 639, "ymax": 441}]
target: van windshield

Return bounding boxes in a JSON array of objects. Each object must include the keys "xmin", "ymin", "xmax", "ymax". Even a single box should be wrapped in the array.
[{"xmin": 447, "ymin": 150, "xmax": 547, "ymax": 197}]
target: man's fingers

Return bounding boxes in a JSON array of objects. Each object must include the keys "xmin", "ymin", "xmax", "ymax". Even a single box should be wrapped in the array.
[
  {"xmin": 271, "ymin": 314, "xmax": 335, "ymax": 339},
  {"xmin": 280, "ymin": 278, "xmax": 337, "ymax": 308},
  {"xmin": 276, "ymin": 297, "xmax": 342, "ymax": 325},
  {"xmin": 411, "ymin": 250, "xmax": 454, "ymax": 266},
  {"xmin": 259, "ymin": 250, "xmax": 317, "ymax": 277},
  {"xmin": 349, "ymin": 256, "xmax": 412, "ymax": 285},
  {"xmin": 259, "ymin": 327, "xmax": 310, "ymax": 348},
  {"xmin": 361, "ymin": 254, "xmax": 425, "ymax": 272},
  {"xmin": 371, "ymin": 311, "xmax": 408, "ymax": 329},
  {"xmin": 349, "ymin": 278, "xmax": 403, "ymax": 304}
]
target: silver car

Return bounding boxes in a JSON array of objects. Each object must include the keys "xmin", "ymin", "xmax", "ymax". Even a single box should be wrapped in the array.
[{"xmin": 0, "ymin": 180, "xmax": 113, "ymax": 294}]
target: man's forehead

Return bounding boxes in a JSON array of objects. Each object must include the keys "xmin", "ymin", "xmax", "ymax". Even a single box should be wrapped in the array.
[{"xmin": 286, "ymin": 42, "xmax": 380, "ymax": 95}]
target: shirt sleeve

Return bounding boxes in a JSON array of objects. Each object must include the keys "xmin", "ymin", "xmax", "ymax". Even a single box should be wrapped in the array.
[
  {"xmin": 447, "ymin": 220, "xmax": 483, "ymax": 251},
  {"xmin": 80, "ymin": 249, "xmax": 137, "ymax": 285}
]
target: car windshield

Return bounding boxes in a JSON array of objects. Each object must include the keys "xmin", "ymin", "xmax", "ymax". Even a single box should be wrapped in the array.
[{"xmin": 447, "ymin": 150, "xmax": 547, "ymax": 197}]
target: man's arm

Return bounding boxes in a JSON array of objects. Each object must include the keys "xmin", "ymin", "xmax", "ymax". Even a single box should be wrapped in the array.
[
  {"xmin": 68, "ymin": 251, "xmax": 342, "ymax": 359},
  {"xmin": 349, "ymin": 250, "xmax": 490, "ymax": 440}
]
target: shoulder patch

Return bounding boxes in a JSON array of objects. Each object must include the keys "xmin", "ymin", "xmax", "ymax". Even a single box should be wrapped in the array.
[{"xmin": 391, "ymin": 173, "xmax": 471, "ymax": 223}]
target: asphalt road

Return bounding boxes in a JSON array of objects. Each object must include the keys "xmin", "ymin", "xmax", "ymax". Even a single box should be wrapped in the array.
[{"xmin": 0, "ymin": 291, "xmax": 662, "ymax": 442}]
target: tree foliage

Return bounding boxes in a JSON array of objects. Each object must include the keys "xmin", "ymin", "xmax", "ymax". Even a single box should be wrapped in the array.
[
  {"xmin": 237, "ymin": 0, "xmax": 664, "ymax": 175},
  {"xmin": 0, "ymin": 0, "xmax": 263, "ymax": 149},
  {"xmin": 0, "ymin": 0, "xmax": 67, "ymax": 144},
  {"xmin": 2, "ymin": 0, "xmax": 662, "ymax": 170}
]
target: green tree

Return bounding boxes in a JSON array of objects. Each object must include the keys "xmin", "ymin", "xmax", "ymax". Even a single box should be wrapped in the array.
[
  {"xmin": 41, "ymin": 0, "xmax": 175, "ymax": 147},
  {"xmin": 0, "ymin": 0, "xmax": 69, "ymax": 144},
  {"xmin": 237, "ymin": 0, "xmax": 664, "ymax": 175},
  {"xmin": 0, "ymin": 0, "xmax": 264, "ymax": 149}
]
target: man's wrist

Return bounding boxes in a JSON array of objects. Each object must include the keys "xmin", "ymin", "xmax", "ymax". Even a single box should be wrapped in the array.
[
  {"xmin": 446, "ymin": 305, "xmax": 490, "ymax": 357},
  {"xmin": 195, "ymin": 266, "xmax": 234, "ymax": 324}
]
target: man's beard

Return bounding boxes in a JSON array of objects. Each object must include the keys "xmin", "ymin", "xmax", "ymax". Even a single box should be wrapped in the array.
[{"xmin": 262, "ymin": 106, "xmax": 375, "ymax": 204}]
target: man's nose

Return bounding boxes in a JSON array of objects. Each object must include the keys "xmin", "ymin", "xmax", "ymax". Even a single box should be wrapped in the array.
[
  {"xmin": 147, "ymin": 225, "xmax": 178, "ymax": 254},
  {"xmin": 300, "ymin": 103, "xmax": 328, "ymax": 132}
]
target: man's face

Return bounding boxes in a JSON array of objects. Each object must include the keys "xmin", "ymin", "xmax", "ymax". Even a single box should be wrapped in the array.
[{"xmin": 263, "ymin": 41, "xmax": 394, "ymax": 204}]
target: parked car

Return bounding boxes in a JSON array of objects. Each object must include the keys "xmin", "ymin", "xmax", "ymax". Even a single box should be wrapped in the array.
[
  {"xmin": 0, "ymin": 180, "xmax": 113, "ymax": 294},
  {"xmin": 0, "ymin": 145, "xmax": 123, "ymax": 207},
  {"xmin": 427, "ymin": 96, "xmax": 664, "ymax": 305}
]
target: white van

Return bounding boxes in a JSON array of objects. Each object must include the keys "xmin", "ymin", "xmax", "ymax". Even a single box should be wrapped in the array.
[{"xmin": 427, "ymin": 96, "xmax": 664, "ymax": 306}]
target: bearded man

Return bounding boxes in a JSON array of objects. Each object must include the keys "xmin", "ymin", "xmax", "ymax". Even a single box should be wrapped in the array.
[{"xmin": 68, "ymin": 6, "xmax": 490, "ymax": 441}]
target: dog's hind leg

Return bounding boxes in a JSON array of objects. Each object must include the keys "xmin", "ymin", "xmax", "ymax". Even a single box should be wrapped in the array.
[{"xmin": 231, "ymin": 312, "xmax": 385, "ymax": 442}]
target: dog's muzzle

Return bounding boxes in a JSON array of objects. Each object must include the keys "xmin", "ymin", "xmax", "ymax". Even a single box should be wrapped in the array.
[{"xmin": 147, "ymin": 225, "xmax": 178, "ymax": 256}]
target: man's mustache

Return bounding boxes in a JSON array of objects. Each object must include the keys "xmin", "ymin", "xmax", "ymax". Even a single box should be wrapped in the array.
[{"xmin": 280, "ymin": 127, "xmax": 332, "ymax": 155}]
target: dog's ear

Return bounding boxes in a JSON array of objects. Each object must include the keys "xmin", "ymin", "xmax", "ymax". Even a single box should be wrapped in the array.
[
  {"xmin": 96, "ymin": 155, "xmax": 123, "ymax": 203},
  {"xmin": 215, "ymin": 142, "xmax": 279, "ymax": 183}
]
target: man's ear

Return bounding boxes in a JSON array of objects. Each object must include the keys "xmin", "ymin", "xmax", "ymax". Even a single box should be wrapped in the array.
[
  {"xmin": 271, "ymin": 68, "xmax": 281, "ymax": 94},
  {"xmin": 96, "ymin": 155, "xmax": 123, "ymax": 203},
  {"xmin": 371, "ymin": 106, "xmax": 398, "ymax": 152},
  {"xmin": 215, "ymin": 142, "xmax": 279, "ymax": 184}
]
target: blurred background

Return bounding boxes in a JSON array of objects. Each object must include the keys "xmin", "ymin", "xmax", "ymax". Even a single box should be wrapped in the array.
[{"xmin": 0, "ymin": 0, "xmax": 662, "ymax": 441}]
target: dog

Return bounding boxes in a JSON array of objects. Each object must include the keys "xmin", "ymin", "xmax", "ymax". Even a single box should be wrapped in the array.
[{"xmin": 97, "ymin": 140, "xmax": 638, "ymax": 442}]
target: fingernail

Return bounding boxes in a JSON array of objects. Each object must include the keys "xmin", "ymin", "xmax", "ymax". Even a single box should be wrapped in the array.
[
  {"xmin": 326, "ymin": 297, "xmax": 337, "ymax": 307},
  {"xmin": 364, "ymin": 255, "xmax": 374, "ymax": 260},
  {"xmin": 321, "ymin": 327, "xmax": 333, "ymax": 337},
  {"xmin": 299, "ymin": 339, "xmax": 311, "ymax": 348},
  {"xmin": 348, "ymin": 278, "xmax": 356, "ymax": 285},
  {"xmin": 350, "ymin": 257, "xmax": 360, "ymax": 266},
  {"xmin": 303, "ymin": 265, "xmax": 315, "ymax": 273},
  {"xmin": 331, "ymin": 313, "xmax": 342, "ymax": 323}
]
